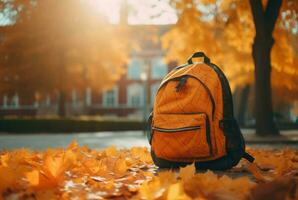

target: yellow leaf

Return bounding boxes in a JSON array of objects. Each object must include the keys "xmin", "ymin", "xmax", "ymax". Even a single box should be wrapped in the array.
[
  {"xmin": 103, "ymin": 180, "xmax": 114, "ymax": 191},
  {"xmin": 180, "ymin": 163, "xmax": 195, "ymax": 181},
  {"xmin": 246, "ymin": 162, "xmax": 272, "ymax": 182},
  {"xmin": 114, "ymin": 158, "xmax": 127, "ymax": 174},
  {"xmin": 44, "ymin": 155, "xmax": 64, "ymax": 178},
  {"xmin": 167, "ymin": 182, "xmax": 191, "ymax": 200},
  {"xmin": 26, "ymin": 170, "xmax": 39, "ymax": 186},
  {"xmin": 158, "ymin": 171, "xmax": 177, "ymax": 186},
  {"xmin": 139, "ymin": 178, "xmax": 164, "ymax": 200},
  {"xmin": 67, "ymin": 140, "xmax": 79, "ymax": 150},
  {"xmin": 104, "ymin": 146, "xmax": 118, "ymax": 157},
  {"xmin": 0, "ymin": 166, "xmax": 15, "ymax": 192},
  {"xmin": 0, "ymin": 154, "xmax": 9, "ymax": 167},
  {"xmin": 64, "ymin": 149, "xmax": 77, "ymax": 169}
]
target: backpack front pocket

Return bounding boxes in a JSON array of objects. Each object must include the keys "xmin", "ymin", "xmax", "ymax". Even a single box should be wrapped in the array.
[{"xmin": 151, "ymin": 113, "xmax": 212, "ymax": 161}]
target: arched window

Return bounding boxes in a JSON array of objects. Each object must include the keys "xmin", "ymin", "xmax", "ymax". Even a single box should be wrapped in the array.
[
  {"xmin": 127, "ymin": 58, "xmax": 145, "ymax": 80},
  {"xmin": 127, "ymin": 83, "xmax": 143, "ymax": 108},
  {"xmin": 103, "ymin": 86, "xmax": 118, "ymax": 107},
  {"xmin": 151, "ymin": 57, "xmax": 167, "ymax": 79},
  {"xmin": 12, "ymin": 93, "xmax": 19, "ymax": 108}
]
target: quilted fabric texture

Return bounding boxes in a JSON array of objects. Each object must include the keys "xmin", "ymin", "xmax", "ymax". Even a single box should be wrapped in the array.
[{"xmin": 152, "ymin": 113, "xmax": 210, "ymax": 161}]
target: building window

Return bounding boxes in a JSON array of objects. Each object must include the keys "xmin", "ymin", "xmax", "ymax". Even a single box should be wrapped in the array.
[
  {"xmin": 151, "ymin": 57, "xmax": 167, "ymax": 79},
  {"xmin": 103, "ymin": 86, "xmax": 118, "ymax": 107},
  {"xmin": 12, "ymin": 93, "xmax": 19, "ymax": 108},
  {"xmin": 85, "ymin": 87, "xmax": 92, "ymax": 106},
  {"xmin": 150, "ymin": 83, "xmax": 160, "ymax": 105},
  {"xmin": 127, "ymin": 58, "xmax": 145, "ymax": 80},
  {"xmin": 127, "ymin": 83, "xmax": 143, "ymax": 107},
  {"xmin": 2, "ymin": 95, "xmax": 8, "ymax": 108},
  {"xmin": 72, "ymin": 90, "xmax": 77, "ymax": 107}
]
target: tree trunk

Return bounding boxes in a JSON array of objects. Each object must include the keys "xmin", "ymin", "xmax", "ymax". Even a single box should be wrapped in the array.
[
  {"xmin": 249, "ymin": 0, "xmax": 282, "ymax": 136},
  {"xmin": 237, "ymin": 85, "xmax": 250, "ymax": 127},
  {"xmin": 253, "ymin": 37, "xmax": 278, "ymax": 135},
  {"xmin": 58, "ymin": 90, "xmax": 66, "ymax": 117}
]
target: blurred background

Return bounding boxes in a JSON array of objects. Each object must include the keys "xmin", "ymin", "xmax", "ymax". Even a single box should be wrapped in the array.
[{"xmin": 0, "ymin": 0, "xmax": 297, "ymax": 149}]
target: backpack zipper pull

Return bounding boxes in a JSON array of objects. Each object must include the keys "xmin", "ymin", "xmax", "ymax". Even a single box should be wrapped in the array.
[{"xmin": 175, "ymin": 76, "xmax": 188, "ymax": 92}]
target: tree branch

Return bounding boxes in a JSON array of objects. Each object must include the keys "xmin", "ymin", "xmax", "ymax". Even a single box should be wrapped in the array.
[
  {"xmin": 265, "ymin": 0, "xmax": 283, "ymax": 34},
  {"xmin": 249, "ymin": 0, "xmax": 266, "ymax": 37}
]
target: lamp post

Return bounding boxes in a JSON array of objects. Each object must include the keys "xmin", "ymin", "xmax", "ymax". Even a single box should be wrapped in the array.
[
  {"xmin": 140, "ymin": 69, "xmax": 148, "ymax": 134},
  {"xmin": 140, "ymin": 72, "xmax": 148, "ymax": 118}
]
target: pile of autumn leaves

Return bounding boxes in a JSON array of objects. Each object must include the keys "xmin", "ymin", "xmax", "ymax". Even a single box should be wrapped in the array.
[{"xmin": 0, "ymin": 142, "xmax": 297, "ymax": 200}]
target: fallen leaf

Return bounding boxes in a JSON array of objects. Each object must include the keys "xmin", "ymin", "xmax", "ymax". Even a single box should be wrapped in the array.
[
  {"xmin": 246, "ymin": 162, "xmax": 272, "ymax": 182},
  {"xmin": 179, "ymin": 163, "xmax": 195, "ymax": 181},
  {"xmin": 26, "ymin": 170, "xmax": 39, "ymax": 186},
  {"xmin": 250, "ymin": 177, "xmax": 297, "ymax": 200}
]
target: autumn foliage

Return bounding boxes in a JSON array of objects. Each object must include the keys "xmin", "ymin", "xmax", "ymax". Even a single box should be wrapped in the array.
[
  {"xmin": 163, "ymin": 0, "xmax": 298, "ymax": 98},
  {"xmin": 0, "ymin": 142, "xmax": 297, "ymax": 200},
  {"xmin": 0, "ymin": 0, "xmax": 129, "ymax": 116}
]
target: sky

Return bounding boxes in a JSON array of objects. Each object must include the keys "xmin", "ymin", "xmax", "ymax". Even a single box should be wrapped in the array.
[
  {"xmin": 0, "ymin": 0, "xmax": 177, "ymax": 26},
  {"xmin": 90, "ymin": 0, "xmax": 178, "ymax": 24}
]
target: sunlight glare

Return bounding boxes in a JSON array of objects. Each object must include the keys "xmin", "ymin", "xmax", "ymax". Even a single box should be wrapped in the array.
[
  {"xmin": 128, "ymin": 0, "xmax": 177, "ymax": 25},
  {"xmin": 89, "ymin": 0, "xmax": 122, "ymax": 24},
  {"xmin": 90, "ymin": 0, "xmax": 177, "ymax": 24}
]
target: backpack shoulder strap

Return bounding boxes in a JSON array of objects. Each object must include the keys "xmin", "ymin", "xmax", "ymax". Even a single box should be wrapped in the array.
[
  {"xmin": 205, "ymin": 62, "xmax": 255, "ymax": 163},
  {"xmin": 243, "ymin": 152, "xmax": 255, "ymax": 163}
]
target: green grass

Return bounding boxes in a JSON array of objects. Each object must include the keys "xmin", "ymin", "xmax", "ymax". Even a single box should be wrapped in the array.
[{"xmin": 0, "ymin": 118, "xmax": 145, "ymax": 133}]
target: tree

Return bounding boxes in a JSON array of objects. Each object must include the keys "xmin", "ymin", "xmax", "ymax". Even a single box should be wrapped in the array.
[
  {"xmin": 163, "ymin": 0, "xmax": 298, "ymax": 135},
  {"xmin": 0, "ymin": 0, "xmax": 129, "ymax": 116},
  {"xmin": 249, "ymin": 0, "xmax": 282, "ymax": 135}
]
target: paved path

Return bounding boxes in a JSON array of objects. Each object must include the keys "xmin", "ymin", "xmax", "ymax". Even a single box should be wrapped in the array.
[
  {"xmin": 242, "ymin": 129, "xmax": 298, "ymax": 143},
  {"xmin": 0, "ymin": 130, "xmax": 297, "ymax": 150},
  {"xmin": 0, "ymin": 131, "xmax": 149, "ymax": 150}
]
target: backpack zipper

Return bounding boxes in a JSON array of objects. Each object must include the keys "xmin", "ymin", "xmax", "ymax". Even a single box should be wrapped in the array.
[
  {"xmin": 152, "ymin": 126, "xmax": 201, "ymax": 132},
  {"xmin": 175, "ymin": 76, "xmax": 188, "ymax": 92},
  {"xmin": 186, "ymin": 75, "xmax": 215, "ymax": 121},
  {"xmin": 158, "ymin": 75, "xmax": 216, "ymax": 121},
  {"xmin": 152, "ymin": 112, "xmax": 213, "ymax": 156}
]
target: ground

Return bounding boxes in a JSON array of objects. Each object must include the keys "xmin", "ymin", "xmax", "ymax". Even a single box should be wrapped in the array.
[
  {"xmin": 0, "ymin": 129, "xmax": 298, "ymax": 150},
  {"xmin": 0, "ymin": 130, "xmax": 297, "ymax": 199}
]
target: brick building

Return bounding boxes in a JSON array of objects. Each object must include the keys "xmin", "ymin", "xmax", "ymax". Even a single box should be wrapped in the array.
[{"xmin": 0, "ymin": 25, "xmax": 176, "ymax": 118}]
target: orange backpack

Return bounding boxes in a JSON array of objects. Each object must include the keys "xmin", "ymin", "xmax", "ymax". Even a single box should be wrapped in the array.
[{"xmin": 148, "ymin": 52, "xmax": 254, "ymax": 170}]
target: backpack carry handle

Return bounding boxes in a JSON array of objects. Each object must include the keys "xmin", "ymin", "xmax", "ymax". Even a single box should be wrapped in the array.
[{"xmin": 187, "ymin": 52, "xmax": 210, "ymax": 64}]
